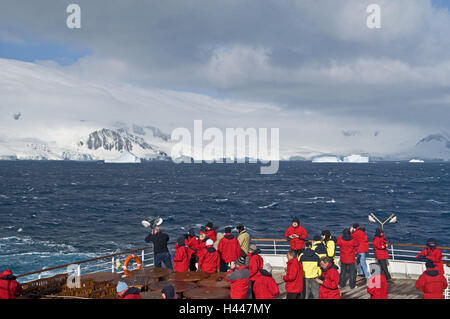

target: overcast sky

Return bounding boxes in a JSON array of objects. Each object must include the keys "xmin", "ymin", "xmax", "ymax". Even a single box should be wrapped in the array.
[{"xmin": 1, "ymin": 0, "xmax": 449, "ymax": 156}]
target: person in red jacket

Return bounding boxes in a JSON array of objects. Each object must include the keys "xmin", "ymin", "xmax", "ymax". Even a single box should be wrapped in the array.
[
  {"xmin": 284, "ymin": 218, "xmax": 308, "ymax": 256},
  {"xmin": 173, "ymin": 237, "xmax": 190, "ymax": 272},
  {"xmin": 0, "ymin": 269, "xmax": 23, "ymax": 299},
  {"xmin": 218, "ymin": 227, "xmax": 242, "ymax": 272},
  {"xmin": 337, "ymin": 228, "xmax": 359, "ymax": 289},
  {"xmin": 197, "ymin": 231, "xmax": 208, "ymax": 262},
  {"xmin": 416, "ymin": 260, "xmax": 448, "ymax": 299},
  {"xmin": 253, "ymin": 263, "xmax": 280, "ymax": 299},
  {"xmin": 198, "ymin": 239, "xmax": 220, "ymax": 274},
  {"xmin": 226, "ymin": 257, "xmax": 250, "ymax": 299},
  {"xmin": 416, "ymin": 238, "xmax": 445, "ymax": 275},
  {"xmin": 247, "ymin": 244, "xmax": 264, "ymax": 298},
  {"xmin": 367, "ymin": 263, "xmax": 388, "ymax": 299},
  {"xmin": 205, "ymin": 222, "xmax": 217, "ymax": 243},
  {"xmin": 185, "ymin": 229, "xmax": 200, "ymax": 271},
  {"xmin": 350, "ymin": 223, "xmax": 370, "ymax": 280},
  {"xmin": 283, "ymin": 250, "xmax": 304, "ymax": 299},
  {"xmin": 316, "ymin": 257, "xmax": 341, "ymax": 299},
  {"xmin": 373, "ymin": 228, "xmax": 392, "ymax": 280},
  {"xmin": 116, "ymin": 281, "xmax": 142, "ymax": 299}
]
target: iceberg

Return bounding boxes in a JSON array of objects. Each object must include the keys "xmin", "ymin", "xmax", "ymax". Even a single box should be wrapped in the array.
[
  {"xmin": 312, "ymin": 156, "xmax": 342, "ymax": 163},
  {"xmin": 409, "ymin": 159, "xmax": 424, "ymax": 163},
  {"xmin": 104, "ymin": 151, "xmax": 141, "ymax": 163},
  {"xmin": 343, "ymin": 154, "xmax": 369, "ymax": 163}
]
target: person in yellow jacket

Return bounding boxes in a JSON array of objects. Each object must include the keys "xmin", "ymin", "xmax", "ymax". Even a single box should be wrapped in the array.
[
  {"xmin": 312, "ymin": 235, "xmax": 328, "ymax": 259},
  {"xmin": 298, "ymin": 241, "xmax": 321, "ymax": 299},
  {"xmin": 236, "ymin": 224, "xmax": 250, "ymax": 257},
  {"xmin": 321, "ymin": 230, "xmax": 336, "ymax": 264}
]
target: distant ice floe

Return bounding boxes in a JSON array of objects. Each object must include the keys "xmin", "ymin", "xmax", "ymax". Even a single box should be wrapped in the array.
[
  {"xmin": 104, "ymin": 151, "xmax": 141, "ymax": 163},
  {"xmin": 409, "ymin": 159, "xmax": 424, "ymax": 163},
  {"xmin": 312, "ymin": 154, "xmax": 369, "ymax": 163}
]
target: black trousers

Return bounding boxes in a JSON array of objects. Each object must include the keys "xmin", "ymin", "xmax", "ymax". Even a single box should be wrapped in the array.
[
  {"xmin": 339, "ymin": 263, "xmax": 356, "ymax": 288},
  {"xmin": 378, "ymin": 259, "xmax": 392, "ymax": 280},
  {"xmin": 286, "ymin": 293, "xmax": 301, "ymax": 299}
]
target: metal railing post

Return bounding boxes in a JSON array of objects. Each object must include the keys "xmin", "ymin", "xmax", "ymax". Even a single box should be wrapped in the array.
[
  {"xmin": 273, "ymin": 241, "xmax": 277, "ymax": 255},
  {"xmin": 390, "ymin": 244, "xmax": 395, "ymax": 260},
  {"xmin": 111, "ymin": 257, "xmax": 115, "ymax": 273},
  {"xmin": 142, "ymin": 249, "xmax": 145, "ymax": 268}
]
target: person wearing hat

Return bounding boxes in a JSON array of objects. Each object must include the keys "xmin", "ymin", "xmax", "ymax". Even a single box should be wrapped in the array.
[
  {"xmin": 173, "ymin": 237, "xmax": 190, "ymax": 272},
  {"xmin": 218, "ymin": 227, "xmax": 242, "ymax": 272},
  {"xmin": 373, "ymin": 228, "xmax": 392, "ymax": 281},
  {"xmin": 185, "ymin": 229, "xmax": 200, "ymax": 271},
  {"xmin": 247, "ymin": 244, "xmax": 264, "ymax": 298},
  {"xmin": 416, "ymin": 260, "xmax": 448, "ymax": 299},
  {"xmin": 145, "ymin": 226, "xmax": 173, "ymax": 270},
  {"xmin": 205, "ymin": 222, "xmax": 217, "ymax": 243},
  {"xmin": 226, "ymin": 257, "xmax": 250, "ymax": 299},
  {"xmin": 161, "ymin": 284, "xmax": 176, "ymax": 299},
  {"xmin": 283, "ymin": 250, "xmax": 304, "ymax": 299},
  {"xmin": 198, "ymin": 239, "xmax": 220, "ymax": 274},
  {"xmin": 236, "ymin": 224, "xmax": 251, "ymax": 257},
  {"xmin": 416, "ymin": 238, "xmax": 445, "ymax": 275},
  {"xmin": 336, "ymin": 228, "xmax": 359, "ymax": 289},
  {"xmin": 284, "ymin": 218, "xmax": 308, "ymax": 256},
  {"xmin": 350, "ymin": 223, "xmax": 370, "ymax": 280},
  {"xmin": 116, "ymin": 281, "xmax": 142, "ymax": 299},
  {"xmin": 321, "ymin": 230, "xmax": 336, "ymax": 263},
  {"xmin": 298, "ymin": 241, "xmax": 321, "ymax": 299},
  {"xmin": 252, "ymin": 263, "xmax": 279, "ymax": 299},
  {"xmin": 366, "ymin": 263, "xmax": 388, "ymax": 299}
]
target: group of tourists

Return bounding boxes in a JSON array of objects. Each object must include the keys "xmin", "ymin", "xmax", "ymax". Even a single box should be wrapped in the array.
[
  {"xmin": 0, "ymin": 219, "xmax": 447, "ymax": 300},
  {"xmin": 143, "ymin": 218, "xmax": 448, "ymax": 300}
]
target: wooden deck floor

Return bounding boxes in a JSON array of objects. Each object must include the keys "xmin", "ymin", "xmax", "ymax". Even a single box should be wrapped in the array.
[{"xmin": 272, "ymin": 271, "xmax": 422, "ymax": 299}]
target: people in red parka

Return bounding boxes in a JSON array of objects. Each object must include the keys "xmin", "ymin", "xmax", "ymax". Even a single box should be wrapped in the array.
[
  {"xmin": 284, "ymin": 218, "xmax": 308, "ymax": 256},
  {"xmin": 185, "ymin": 229, "xmax": 200, "ymax": 271},
  {"xmin": 416, "ymin": 260, "xmax": 448, "ymax": 299},
  {"xmin": 337, "ymin": 229, "xmax": 359, "ymax": 289},
  {"xmin": 205, "ymin": 222, "xmax": 217, "ymax": 243},
  {"xmin": 253, "ymin": 263, "xmax": 279, "ymax": 299},
  {"xmin": 0, "ymin": 269, "xmax": 22, "ymax": 299},
  {"xmin": 198, "ymin": 239, "xmax": 220, "ymax": 274},
  {"xmin": 173, "ymin": 237, "xmax": 190, "ymax": 272},
  {"xmin": 317, "ymin": 257, "xmax": 341, "ymax": 299},
  {"xmin": 350, "ymin": 223, "xmax": 370, "ymax": 280},
  {"xmin": 226, "ymin": 257, "xmax": 250, "ymax": 299},
  {"xmin": 197, "ymin": 232, "xmax": 208, "ymax": 262},
  {"xmin": 367, "ymin": 263, "xmax": 388, "ymax": 299},
  {"xmin": 373, "ymin": 228, "xmax": 392, "ymax": 280},
  {"xmin": 283, "ymin": 250, "xmax": 304, "ymax": 299},
  {"xmin": 247, "ymin": 244, "xmax": 264, "ymax": 298},
  {"xmin": 218, "ymin": 227, "xmax": 242, "ymax": 272},
  {"xmin": 416, "ymin": 238, "xmax": 445, "ymax": 275},
  {"xmin": 116, "ymin": 281, "xmax": 142, "ymax": 299}
]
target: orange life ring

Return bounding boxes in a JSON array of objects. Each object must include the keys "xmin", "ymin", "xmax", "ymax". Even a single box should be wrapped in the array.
[{"xmin": 123, "ymin": 254, "xmax": 142, "ymax": 277}]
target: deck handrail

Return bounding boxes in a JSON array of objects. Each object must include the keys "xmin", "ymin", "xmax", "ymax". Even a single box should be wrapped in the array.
[
  {"xmin": 15, "ymin": 244, "xmax": 155, "ymax": 279},
  {"xmin": 251, "ymin": 239, "xmax": 450, "ymax": 250}
]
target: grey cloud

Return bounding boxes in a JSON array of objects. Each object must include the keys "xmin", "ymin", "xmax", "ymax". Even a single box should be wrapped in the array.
[{"xmin": 1, "ymin": 0, "xmax": 450, "ymax": 134}]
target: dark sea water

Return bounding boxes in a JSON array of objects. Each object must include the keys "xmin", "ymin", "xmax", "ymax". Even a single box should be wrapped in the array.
[{"xmin": 1, "ymin": 161, "xmax": 449, "ymax": 276}]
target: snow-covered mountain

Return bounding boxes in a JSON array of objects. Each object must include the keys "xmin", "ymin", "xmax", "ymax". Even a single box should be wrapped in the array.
[{"xmin": 0, "ymin": 125, "xmax": 172, "ymax": 161}]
